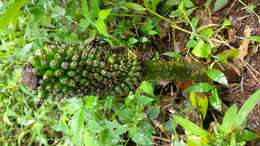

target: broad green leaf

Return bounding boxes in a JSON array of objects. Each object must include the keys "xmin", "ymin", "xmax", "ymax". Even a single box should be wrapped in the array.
[
  {"xmin": 173, "ymin": 116, "xmax": 208, "ymax": 136},
  {"xmin": 248, "ymin": 36, "xmax": 260, "ymax": 42},
  {"xmin": 186, "ymin": 39, "xmax": 198, "ymax": 49},
  {"xmin": 81, "ymin": 0, "xmax": 89, "ymax": 17},
  {"xmin": 221, "ymin": 104, "xmax": 238, "ymax": 133},
  {"xmin": 83, "ymin": 129, "xmax": 99, "ymax": 146},
  {"xmin": 129, "ymin": 126, "xmax": 153, "ymax": 146},
  {"xmin": 66, "ymin": 1, "xmax": 77, "ymax": 17},
  {"xmin": 192, "ymin": 40, "xmax": 212, "ymax": 58},
  {"xmin": 207, "ymin": 69, "xmax": 228, "ymax": 86},
  {"xmin": 222, "ymin": 19, "xmax": 231, "ymax": 28},
  {"xmin": 200, "ymin": 28, "xmax": 213, "ymax": 39},
  {"xmin": 216, "ymin": 48, "xmax": 239, "ymax": 63},
  {"xmin": 144, "ymin": 0, "xmax": 160, "ymax": 11},
  {"xmin": 209, "ymin": 88, "xmax": 222, "ymax": 111},
  {"xmin": 90, "ymin": 0, "xmax": 100, "ymax": 18},
  {"xmin": 98, "ymin": 9, "xmax": 112, "ymax": 20},
  {"xmin": 214, "ymin": 0, "xmax": 229, "ymax": 12},
  {"xmin": 186, "ymin": 82, "xmax": 214, "ymax": 93},
  {"xmin": 95, "ymin": 18, "xmax": 109, "ymax": 37},
  {"xmin": 191, "ymin": 17, "xmax": 199, "ymax": 30},
  {"xmin": 137, "ymin": 95, "xmax": 154, "ymax": 106},
  {"xmin": 80, "ymin": 18, "xmax": 91, "ymax": 29},
  {"xmin": 235, "ymin": 90, "xmax": 260, "ymax": 127},
  {"xmin": 124, "ymin": 2, "xmax": 146, "ymax": 11},
  {"xmin": 128, "ymin": 37, "xmax": 138, "ymax": 45},
  {"xmin": 0, "ymin": 0, "xmax": 28, "ymax": 31},
  {"xmin": 161, "ymin": 51, "xmax": 182, "ymax": 59},
  {"xmin": 139, "ymin": 81, "xmax": 154, "ymax": 96},
  {"xmin": 189, "ymin": 92, "xmax": 209, "ymax": 119},
  {"xmin": 237, "ymin": 130, "xmax": 258, "ymax": 142},
  {"xmin": 183, "ymin": 0, "xmax": 195, "ymax": 8},
  {"xmin": 87, "ymin": 119, "xmax": 102, "ymax": 134},
  {"xmin": 84, "ymin": 95, "xmax": 97, "ymax": 109}
]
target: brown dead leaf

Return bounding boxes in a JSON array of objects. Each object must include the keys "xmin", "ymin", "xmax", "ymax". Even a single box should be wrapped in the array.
[
  {"xmin": 238, "ymin": 25, "xmax": 251, "ymax": 61},
  {"xmin": 234, "ymin": 25, "xmax": 252, "ymax": 71}
]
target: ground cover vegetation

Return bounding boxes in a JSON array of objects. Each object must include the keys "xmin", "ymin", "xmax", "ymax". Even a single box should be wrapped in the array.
[{"xmin": 0, "ymin": 0, "xmax": 259, "ymax": 145}]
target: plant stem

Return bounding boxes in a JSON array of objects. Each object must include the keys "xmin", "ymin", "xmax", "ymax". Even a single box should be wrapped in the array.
[{"xmin": 146, "ymin": 8, "xmax": 192, "ymax": 34}]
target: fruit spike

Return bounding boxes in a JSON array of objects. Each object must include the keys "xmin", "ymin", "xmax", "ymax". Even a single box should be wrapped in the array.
[{"xmin": 31, "ymin": 43, "xmax": 141, "ymax": 96}]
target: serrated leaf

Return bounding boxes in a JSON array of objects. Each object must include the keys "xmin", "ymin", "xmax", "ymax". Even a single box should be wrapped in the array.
[
  {"xmin": 207, "ymin": 69, "xmax": 228, "ymax": 86},
  {"xmin": 173, "ymin": 116, "xmax": 208, "ymax": 136},
  {"xmin": 124, "ymin": 2, "xmax": 146, "ymax": 11},
  {"xmin": 192, "ymin": 40, "xmax": 211, "ymax": 58},
  {"xmin": 235, "ymin": 90, "xmax": 260, "ymax": 127},
  {"xmin": 214, "ymin": 0, "xmax": 229, "ymax": 12},
  {"xmin": 0, "ymin": 0, "xmax": 28, "ymax": 32}
]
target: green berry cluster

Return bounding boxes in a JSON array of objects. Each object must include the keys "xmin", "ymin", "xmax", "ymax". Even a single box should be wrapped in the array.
[{"xmin": 31, "ymin": 43, "xmax": 141, "ymax": 97}]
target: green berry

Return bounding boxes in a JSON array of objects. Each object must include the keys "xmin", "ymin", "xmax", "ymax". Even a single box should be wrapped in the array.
[
  {"xmin": 50, "ymin": 60, "xmax": 60, "ymax": 70},
  {"xmin": 61, "ymin": 62, "xmax": 69, "ymax": 70}
]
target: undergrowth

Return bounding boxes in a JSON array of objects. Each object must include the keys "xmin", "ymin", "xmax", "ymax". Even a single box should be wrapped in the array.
[{"xmin": 0, "ymin": 0, "xmax": 259, "ymax": 146}]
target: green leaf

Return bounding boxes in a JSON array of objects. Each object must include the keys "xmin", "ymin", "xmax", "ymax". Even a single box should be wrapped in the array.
[
  {"xmin": 95, "ymin": 18, "xmax": 109, "ymax": 37},
  {"xmin": 235, "ymin": 90, "xmax": 260, "ymax": 127},
  {"xmin": 83, "ymin": 129, "xmax": 99, "ymax": 146},
  {"xmin": 0, "ymin": 0, "xmax": 28, "ymax": 32},
  {"xmin": 161, "ymin": 51, "xmax": 182, "ymax": 59},
  {"xmin": 191, "ymin": 17, "xmax": 199, "ymax": 30},
  {"xmin": 221, "ymin": 104, "xmax": 238, "ymax": 133},
  {"xmin": 127, "ymin": 37, "xmax": 138, "ymax": 45},
  {"xmin": 222, "ymin": 19, "xmax": 231, "ymax": 28},
  {"xmin": 90, "ymin": 0, "xmax": 100, "ymax": 18},
  {"xmin": 186, "ymin": 39, "xmax": 198, "ymax": 49},
  {"xmin": 124, "ymin": 2, "xmax": 146, "ymax": 11},
  {"xmin": 173, "ymin": 116, "xmax": 208, "ymax": 136},
  {"xmin": 216, "ymin": 48, "xmax": 239, "ymax": 63},
  {"xmin": 214, "ymin": 0, "xmax": 229, "ymax": 12},
  {"xmin": 84, "ymin": 95, "xmax": 97, "ymax": 109},
  {"xmin": 207, "ymin": 69, "xmax": 228, "ymax": 86},
  {"xmin": 98, "ymin": 9, "xmax": 112, "ymax": 20},
  {"xmin": 237, "ymin": 130, "xmax": 258, "ymax": 142},
  {"xmin": 129, "ymin": 126, "xmax": 153, "ymax": 146},
  {"xmin": 87, "ymin": 119, "xmax": 102, "ymax": 134},
  {"xmin": 192, "ymin": 40, "xmax": 212, "ymax": 58},
  {"xmin": 144, "ymin": 0, "xmax": 160, "ymax": 11},
  {"xmin": 139, "ymin": 81, "xmax": 154, "ymax": 96},
  {"xmin": 189, "ymin": 92, "xmax": 208, "ymax": 119},
  {"xmin": 137, "ymin": 95, "xmax": 154, "ymax": 106},
  {"xmin": 199, "ymin": 28, "xmax": 213, "ymax": 39},
  {"xmin": 248, "ymin": 36, "xmax": 260, "ymax": 42},
  {"xmin": 186, "ymin": 82, "xmax": 214, "ymax": 93},
  {"xmin": 209, "ymin": 88, "xmax": 222, "ymax": 111}
]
